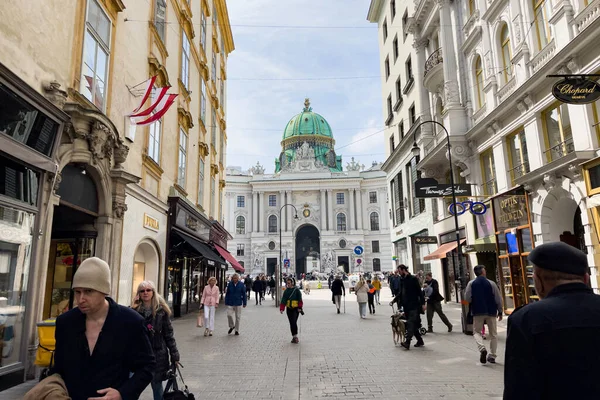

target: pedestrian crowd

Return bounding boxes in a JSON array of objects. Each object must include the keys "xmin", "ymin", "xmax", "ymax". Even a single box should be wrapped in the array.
[{"xmin": 21, "ymin": 240, "xmax": 600, "ymax": 399}]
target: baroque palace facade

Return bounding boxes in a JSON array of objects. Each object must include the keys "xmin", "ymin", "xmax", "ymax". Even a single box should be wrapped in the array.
[
  {"xmin": 369, "ymin": 0, "xmax": 600, "ymax": 309},
  {"xmin": 0, "ymin": 0, "xmax": 234, "ymax": 387},
  {"xmin": 225, "ymin": 100, "xmax": 392, "ymax": 278}
]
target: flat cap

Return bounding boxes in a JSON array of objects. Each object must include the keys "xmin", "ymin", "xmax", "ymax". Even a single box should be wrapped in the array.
[{"xmin": 528, "ymin": 242, "xmax": 588, "ymax": 276}]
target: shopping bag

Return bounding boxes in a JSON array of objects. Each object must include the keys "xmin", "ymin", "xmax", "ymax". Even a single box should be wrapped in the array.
[
  {"xmin": 196, "ymin": 311, "xmax": 204, "ymax": 328},
  {"xmin": 164, "ymin": 365, "xmax": 195, "ymax": 400}
]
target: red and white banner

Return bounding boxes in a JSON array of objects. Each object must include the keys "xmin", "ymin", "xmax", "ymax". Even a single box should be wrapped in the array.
[{"xmin": 128, "ymin": 76, "xmax": 178, "ymax": 126}]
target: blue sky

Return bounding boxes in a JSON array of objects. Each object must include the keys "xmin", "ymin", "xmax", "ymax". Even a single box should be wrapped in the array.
[{"xmin": 225, "ymin": 0, "xmax": 384, "ymax": 173}]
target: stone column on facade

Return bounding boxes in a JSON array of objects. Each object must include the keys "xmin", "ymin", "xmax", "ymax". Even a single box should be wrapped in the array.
[
  {"xmin": 258, "ymin": 191, "xmax": 264, "ymax": 232},
  {"xmin": 320, "ymin": 189, "xmax": 327, "ymax": 231},
  {"xmin": 524, "ymin": 117, "xmax": 544, "ymax": 171},
  {"xmin": 327, "ymin": 189, "xmax": 334, "ymax": 231},
  {"xmin": 413, "ymin": 38, "xmax": 433, "ymax": 140},
  {"xmin": 252, "ymin": 191, "xmax": 258, "ymax": 232},
  {"xmin": 279, "ymin": 190, "xmax": 285, "ymax": 231},
  {"xmin": 356, "ymin": 189, "xmax": 363, "ymax": 230},
  {"xmin": 348, "ymin": 188, "xmax": 355, "ymax": 232},
  {"xmin": 379, "ymin": 189, "xmax": 387, "ymax": 230},
  {"xmin": 568, "ymin": 103, "xmax": 594, "ymax": 151},
  {"xmin": 492, "ymin": 141, "xmax": 509, "ymax": 193}
]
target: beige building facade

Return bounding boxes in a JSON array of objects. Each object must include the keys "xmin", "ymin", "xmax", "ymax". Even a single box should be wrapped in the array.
[{"xmin": 0, "ymin": 0, "xmax": 233, "ymax": 388}]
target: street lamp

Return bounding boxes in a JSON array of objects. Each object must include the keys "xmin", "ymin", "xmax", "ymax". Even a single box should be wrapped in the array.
[
  {"xmin": 278, "ymin": 203, "xmax": 299, "ymax": 307},
  {"xmin": 412, "ymin": 120, "xmax": 469, "ymax": 334}
]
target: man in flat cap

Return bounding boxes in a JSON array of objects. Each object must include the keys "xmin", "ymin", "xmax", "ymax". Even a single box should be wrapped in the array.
[
  {"xmin": 504, "ymin": 242, "xmax": 600, "ymax": 399},
  {"xmin": 51, "ymin": 257, "xmax": 155, "ymax": 399}
]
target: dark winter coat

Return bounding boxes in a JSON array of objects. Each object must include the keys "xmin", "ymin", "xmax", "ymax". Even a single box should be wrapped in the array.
[
  {"xmin": 330, "ymin": 278, "xmax": 345, "ymax": 296},
  {"xmin": 252, "ymin": 279, "xmax": 263, "ymax": 292},
  {"xmin": 392, "ymin": 274, "xmax": 424, "ymax": 312},
  {"xmin": 504, "ymin": 283, "xmax": 600, "ymax": 399},
  {"xmin": 225, "ymin": 281, "xmax": 247, "ymax": 306},
  {"xmin": 244, "ymin": 277, "xmax": 252, "ymax": 289},
  {"xmin": 465, "ymin": 276, "xmax": 503, "ymax": 317},
  {"xmin": 137, "ymin": 306, "xmax": 180, "ymax": 381},
  {"xmin": 390, "ymin": 275, "xmax": 401, "ymax": 295},
  {"xmin": 269, "ymin": 278, "xmax": 276, "ymax": 288},
  {"xmin": 425, "ymin": 278, "xmax": 444, "ymax": 304},
  {"xmin": 52, "ymin": 297, "xmax": 155, "ymax": 400}
]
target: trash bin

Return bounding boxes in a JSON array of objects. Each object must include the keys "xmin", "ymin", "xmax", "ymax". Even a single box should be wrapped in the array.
[{"xmin": 35, "ymin": 318, "xmax": 56, "ymax": 367}]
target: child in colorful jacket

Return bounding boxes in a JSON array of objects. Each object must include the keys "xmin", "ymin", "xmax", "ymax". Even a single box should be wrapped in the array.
[{"xmin": 280, "ymin": 278, "xmax": 304, "ymax": 343}]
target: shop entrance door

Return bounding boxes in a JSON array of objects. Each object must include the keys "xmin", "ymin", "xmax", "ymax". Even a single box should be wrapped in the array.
[{"xmin": 266, "ymin": 258, "xmax": 277, "ymax": 277}]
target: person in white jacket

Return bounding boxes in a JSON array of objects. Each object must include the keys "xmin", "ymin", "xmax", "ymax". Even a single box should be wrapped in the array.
[
  {"xmin": 200, "ymin": 277, "xmax": 220, "ymax": 336},
  {"xmin": 354, "ymin": 277, "xmax": 369, "ymax": 319}
]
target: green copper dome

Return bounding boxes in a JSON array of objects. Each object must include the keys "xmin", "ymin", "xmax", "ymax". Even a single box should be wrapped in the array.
[
  {"xmin": 282, "ymin": 99, "xmax": 333, "ymax": 140},
  {"xmin": 275, "ymin": 99, "xmax": 342, "ymax": 173}
]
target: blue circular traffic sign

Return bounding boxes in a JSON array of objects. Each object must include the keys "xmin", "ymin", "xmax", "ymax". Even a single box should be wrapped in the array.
[{"xmin": 353, "ymin": 246, "xmax": 364, "ymax": 255}]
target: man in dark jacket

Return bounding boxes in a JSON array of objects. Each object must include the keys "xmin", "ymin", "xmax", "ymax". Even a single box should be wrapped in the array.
[
  {"xmin": 504, "ymin": 242, "xmax": 600, "ymax": 399},
  {"xmin": 331, "ymin": 275, "xmax": 346, "ymax": 314},
  {"xmin": 244, "ymin": 275, "xmax": 253, "ymax": 300},
  {"xmin": 390, "ymin": 269, "xmax": 401, "ymax": 298},
  {"xmin": 252, "ymin": 276, "xmax": 264, "ymax": 305},
  {"xmin": 465, "ymin": 265, "xmax": 503, "ymax": 364},
  {"xmin": 424, "ymin": 272, "xmax": 452, "ymax": 333},
  {"xmin": 52, "ymin": 257, "xmax": 154, "ymax": 400},
  {"xmin": 225, "ymin": 273, "xmax": 247, "ymax": 335},
  {"xmin": 391, "ymin": 265, "xmax": 425, "ymax": 349}
]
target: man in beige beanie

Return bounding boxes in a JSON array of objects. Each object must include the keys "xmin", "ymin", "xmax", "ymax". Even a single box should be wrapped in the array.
[{"xmin": 51, "ymin": 257, "xmax": 155, "ymax": 400}]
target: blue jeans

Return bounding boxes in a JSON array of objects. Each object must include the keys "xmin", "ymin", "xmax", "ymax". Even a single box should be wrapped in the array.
[{"xmin": 151, "ymin": 379, "xmax": 164, "ymax": 400}]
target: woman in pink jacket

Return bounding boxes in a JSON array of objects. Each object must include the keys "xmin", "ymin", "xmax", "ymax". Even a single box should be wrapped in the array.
[{"xmin": 201, "ymin": 276, "xmax": 220, "ymax": 336}]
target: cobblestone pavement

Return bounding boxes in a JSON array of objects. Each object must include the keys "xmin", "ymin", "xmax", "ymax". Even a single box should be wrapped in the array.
[{"xmin": 1, "ymin": 288, "xmax": 505, "ymax": 399}]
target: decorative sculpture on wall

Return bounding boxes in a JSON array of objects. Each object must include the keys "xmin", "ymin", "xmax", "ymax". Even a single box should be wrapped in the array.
[
  {"xmin": 346, "ymin": 157, "xmax": 364, "ymax": 171},
  {"xmin": 250, "ymin": 161, "xmax": 265, "ymax": 175}
]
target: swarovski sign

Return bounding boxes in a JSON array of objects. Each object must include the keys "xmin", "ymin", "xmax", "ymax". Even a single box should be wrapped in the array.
[{"xmin": 414, "ymin": 178, "xmax": 472, "ymax": 198}]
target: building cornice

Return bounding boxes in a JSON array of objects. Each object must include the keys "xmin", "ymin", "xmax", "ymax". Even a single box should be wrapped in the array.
[
  {"xmin": 126, "ymin": 184, "xmax": 169, "ymax": 213},
  {"xmin": 366, "ymin": 0, "xmax": 385, "ymax": 22}
]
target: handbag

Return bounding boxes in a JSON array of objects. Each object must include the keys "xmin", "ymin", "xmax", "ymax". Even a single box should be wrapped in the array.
[
  {"xmin": 164, "ymin": 365, "xmax": 195, "ymax": 400},
  {"xmin": 197, "ymin": 309, "xmax": 204, "ymax": 328}
]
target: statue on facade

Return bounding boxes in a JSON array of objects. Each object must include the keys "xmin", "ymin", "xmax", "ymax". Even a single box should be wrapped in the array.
[
  {"xmin": 296, "ymin": 141, "xmax": 315, "ymax": 160},
  {"xmin": 250, "ymin": 161, "xmax": 265, "ymax": 175},
  {"xmin": 346, "ymin": 157, "xmax": 364, "ymax": 171}
]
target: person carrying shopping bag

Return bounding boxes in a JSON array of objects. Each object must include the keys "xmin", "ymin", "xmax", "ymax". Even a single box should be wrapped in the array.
[
  {"xmin": 280, "ymin": 278, "xmax": 304, "ymax": 344},
  {"xmin": 132, "ymin": 280, "xmax": 180, "ymax": 400},
  {"xmin": 355, "ymin": 277, "xmax": 369, "ymax": 319},
  {"xmin": 200, "ymin": 276, "xmax": 220, "ymax": 337}
]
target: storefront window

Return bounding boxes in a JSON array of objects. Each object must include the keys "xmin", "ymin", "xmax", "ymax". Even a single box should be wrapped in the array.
[
  {"xmin": 497, "ymin": 233, "xmax": 507, "ymax": 255},
  {"xmin": 500, "ymin": 258, "xmax": 514, "ymax": 309},
  {"xmin": 0, "ymin": 204, "xmax": 35, "ymax": 369},
  {"xmin": 0, "ymin": 155, "xmax": 40, "ymax": 206},
  {"xmin": 474, "ymin": 202, "xmax": 494, "ymax": 238},
  {"xmin": 394, "ymin": 238, "xmax": 408, "ymax": 266},
  {"xmin": 523, "ymin": 257, "xmax": 538, "ymax": 302},
  {"xmin": 520, "ymin": 228, "xmax": 533, "ymax": 253},
  {"xmin": 0, "ymin": 83, "xmax": 58, "ymax": 157}
]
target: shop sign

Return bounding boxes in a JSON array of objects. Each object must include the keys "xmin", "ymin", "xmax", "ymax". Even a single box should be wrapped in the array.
[
  {"xmin": 414, "ymin": 178, "xmax": 472, "ymax": 198},
  {"xmin": 413, "ymin": 236, "xmax": 437, "ymax": 244},
  {"xmin": 143, "ymin": 213, "xmax": 159, "ymax": 232},
  {"xmin": 492, "ymin": 190, "xmax": 529, "ymax": 231},
  {"xmin": 207, "ymin": 260, "xmax": 215, "ymax": 266},
  {"xmin": 552, "ymin": 78, "xmax": 600, "ymax": 104}
]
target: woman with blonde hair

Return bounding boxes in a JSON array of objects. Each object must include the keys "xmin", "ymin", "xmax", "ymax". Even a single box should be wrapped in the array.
[
  {"xmin": 354, "ymin": 276, "xmax": 369, "ymax": 319},
  {"xmin": 200, "ymin": 276, "xmax": 220, "ymax": 336},
  {"xmin": 132, "ymin": 280, "xmax": 180, "ymax": 400}
]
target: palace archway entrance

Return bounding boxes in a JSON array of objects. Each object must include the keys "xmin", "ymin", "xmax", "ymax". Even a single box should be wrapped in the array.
[{"xmin": 295, "ymin": 225, "xmax": 320, "ymax": 278}]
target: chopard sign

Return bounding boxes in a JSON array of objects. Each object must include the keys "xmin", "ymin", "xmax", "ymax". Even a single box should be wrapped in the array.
[
  {"xmin": 415, "ymin": 178, "xmax": 472, "ymax": 198},
  {"xmin": 552, "ymin": 78, "xmax": 600, "ymax": 104}
]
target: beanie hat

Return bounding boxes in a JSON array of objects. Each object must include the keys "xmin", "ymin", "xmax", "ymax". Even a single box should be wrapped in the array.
[
  {"xmin": 528, "ymin": 242, "xmax": 588, "ymax": 276},
  {"xmin": 72, "ymin": 257, "xmax": 111, "ymax": 295}
]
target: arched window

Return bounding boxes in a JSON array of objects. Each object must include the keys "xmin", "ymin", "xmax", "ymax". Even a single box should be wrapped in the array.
[
  {"xmin": 500, "ymin": 24, "xmax": 512, "ymax": 82},
  {"xmin": 236, "ymin": 216, "xmax": 245, "ymax": 234},
  {"xmin": 370, "ymin": 212, "xmax": 380, "ymax": 231},
  {"xmin": 468, "ymin": 0, "xmax": 475, "ymax": 15},
  {"xmin": 336, "ymin": 213, "xmax": 347, "ymax": 232},
  {"xmin": 268, "ymin": 215, "xmax": 278, "ymax": 233},
  {"xmin": 373, "ymin": 258, "xmax": 381, "ymax": 272},
  {"xmin": 475, "ymin": 56, "xmax": 485, "ymax": 109}
]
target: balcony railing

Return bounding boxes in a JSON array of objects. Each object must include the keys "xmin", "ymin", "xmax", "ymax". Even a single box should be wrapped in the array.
[
  {"xmin": 508, "ymin": 161, "xmax": 530, "ymax": 182},
  {"xmin": 424, "ymin": 48, "xmax": 443, "ymax": 78},
  {"xmin": 545, "ymin": 137, "xmax": 575, "ymax": 162}
]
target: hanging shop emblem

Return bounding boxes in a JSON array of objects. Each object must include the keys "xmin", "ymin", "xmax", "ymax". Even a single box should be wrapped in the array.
[
  {"xmin": 414, "ymin": 236, "xmax": 438, "ymax": 244},
  {"xmin": 551, "ymin": 77, "xmax": 600, "ymax": 104},
  {"xmin": 414, "ymin": 178, "xmax": 472, "ymax": 198},
  {"xmin": 448, "ymin": 200, "xmax": 487, "ymax": 216}
]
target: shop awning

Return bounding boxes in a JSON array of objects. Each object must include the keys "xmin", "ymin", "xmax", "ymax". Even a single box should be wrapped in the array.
[
  {"xmin": 172, "ymin": 230, "xmax": 226, "ymax": 268},
  {"xmin": 214, "ymin": 244, "xmax": 245, "ymax": 273},
  {"xmin": 424, "ymin": 239, "xmax": 466, "ymax": 260}
]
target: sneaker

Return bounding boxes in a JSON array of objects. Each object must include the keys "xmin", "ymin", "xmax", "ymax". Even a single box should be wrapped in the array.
[
  {"xmin": 291, "ymin": 338, "xmax": 295, "ymax": 343},
  {"xmin": 414, "ymin": 340, "xmax": 425, "ymax": 348},
  {"xmin": 448, "ymin": 325, "xmax": 453, "ymax": 333},
  {"xmin": 292, "ymin": 337, "xmax": 299, "ymax": 344},
  {"xmin": 487, "ymin": 355, "xmax": 496, "ymax": 364},
  {"xmin": 204, "ymin": 328, "xmax": 208, "ymax": 337},
  {"xmin": 337, "ymin": 309, "xmax": 340, "ymax": 314},
  {"xmin": 209, "ymin": 331, "xmax": 213, "ymax": 336},
  {"xmin": 480, "ymin": 349, "xmax": 488, "ymax": 364},
  {"xmin": 235, "ymin": 331, "xmax": 239, "ymax": 336},
  {"xmin": 228, "ymin": 328, "xmax": 234, "ymax": 335},
  {"xmin": 427, "ymin": 328, "xmax": 434, "ymax": 333},
  {"xmin": 400, "ymin": 341, "xmax": 410, "ymax": 350}
]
